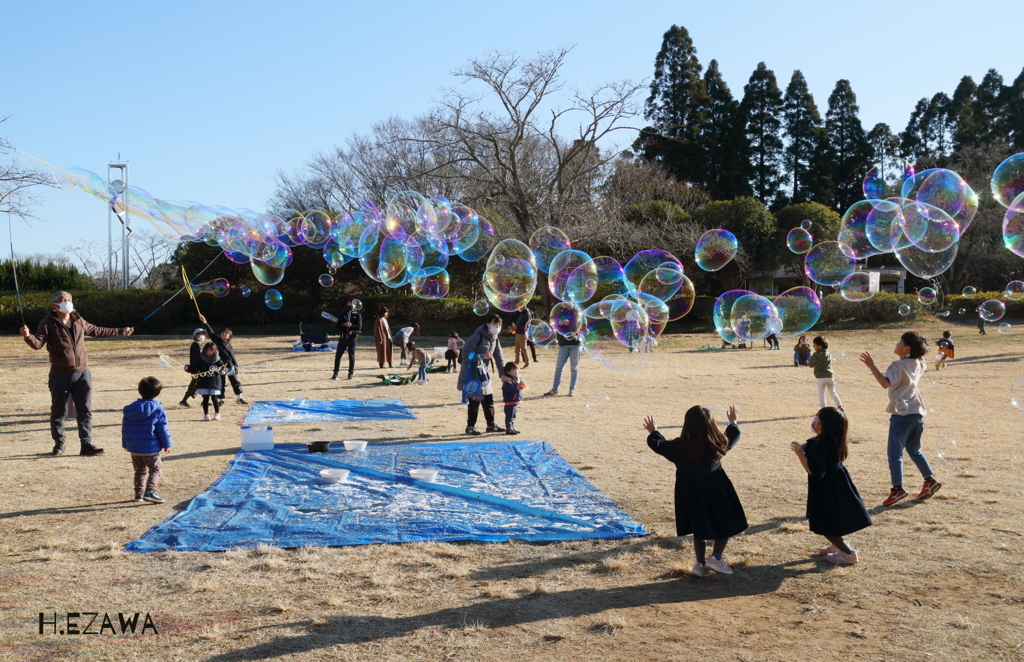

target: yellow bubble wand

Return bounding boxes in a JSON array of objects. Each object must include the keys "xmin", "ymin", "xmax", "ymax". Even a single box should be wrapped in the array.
[{"xmin": 181, "ymin": 265, "xmax": 202, "ymax": 318}]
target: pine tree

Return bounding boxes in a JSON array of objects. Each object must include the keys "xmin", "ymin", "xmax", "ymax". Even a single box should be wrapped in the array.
[
  {"xmin": 921, "ymin": 92, "xmax": 954, "ymax": 159},
  {"xmin": 634, "ymin": 25, "xmax": 709, "ymax": 187},
  {"xmin": 900, "ymin": 98, "xmax": 930, "ymax": 160},
  {"xmin": 974, "ymin": 69, "xmax": 1007, "ymax": 144},
  {"xmin": 949, "ymin": 76, "xmax": 980, "ymax": 150},
  {"xmin": 867, "ymin": 123, "xmax": 899, "ymax": 164},
  {"xmin": 782, "ymin": 70, "xmax": 824, "ymax": 205},
  {"xmin": 699, "ymin": 59, "xmax": 750, "ymax": 200},
  {"xmin": 825, "ymin": 79, "xmax": 872, "ymax": 211},
  {"xmin": 1007, "ymin": 67, "xmax": 1024, "ymax": 151},
  {"xmin": 740, "ymin": 62, "xmax": 785, "ymax": 206}
]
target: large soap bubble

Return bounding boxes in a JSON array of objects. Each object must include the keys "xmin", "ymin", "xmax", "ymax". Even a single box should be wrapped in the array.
[
  {"xmin": 895, "ymin": 239, "xmax": 958, "ymax": 279},
  {"xmin": 412, "ymin": 271, "xmax": 450, "ymax": 299},
  {"xmin": 581, "ymin": 317, "xmax": 649, "ymax": 372},
  {"xmin": 550, "ymin": 301, "xmax": 585, "ymax": 337},
  {"xmin": 548, "ymin": 250, "xmax": 597, "ymax": 303},
  {"xmin": 623, "ymin": 250, "xmax": 682, "ymax": 293},
  {"xmin": 192, "ymin": 278, "xmax": 231, "ymax": 297},
  {"xmin": 483, "ymin": 258, "xmax": 536, "ymax": 312},
  {"xmin": 839, "ymin": 272, "xmax": 875, "ymax": 302},
  {"xmin": 664, "ymin": 274, "xmax": 697, "ymax": 321},
  {"xmin": 977, "ymin": 300, "xmax": 1006, "ymax": 322},
  {"xmin": 386, "ymin": 191, "xmax": 434, "ymax": 238},
  {"xmin": 804, "ymin": 242, "xmax": 856, "ymax": 286},
  {"xmin": 1004, "ymin": 197, "xmax": 1024, "ymax": 258},
  {"xmin": 637, "ymin": 266, "xmax": 684, "ymax": 302},
  {"xmin": 487, "ymin": 238, "xmax": 536, "ymax": 270},
  {"xmin": 251, "ymin": 259, "xmax": 286, "ymax": 286},
  {"xmin": 591, "ymin": 256, "xmax": 630, "ymax": 300},
  {"xmin": 917, "ymin": 287, "xmax": 937, "ymax": 305},
  {"xmin": 773, "ymin": 287, "xmax": 821, "ymax": 337},
  {"xmin": 1005, "ymin": 280, "xmax": 1024, "ymax": 301},
  {"xmin": 865, "ymin": 201, "xmax": 905, "ymax": 253},
  {"xmin": 787, "ymin": 228, "xmax": 813, "ymax": 254},
  {"xmin": 525, "ymin": 319, "xmax": 554, "ymax": 347},
  {"xmin": 899, "ymin": 201, "xmax": 959, "ymax": 253},
  {"xmin": 991, "ymin": 153, "xmax": 1024, "ymax": 211},
  {"xmin": 529, "ymin": 226, "xmax": 572, "ymax": 273},
  {"xmin": 694, "ymin": 229, "xmax": 738, "ymax": 272},
  {"xmin": 730, "ymin": 293, "xmax": 779, "ymax": 342},
  {"xmin": 863, "ymin": 156, "xmax": 914, "ymax": 203},
  {"xmin": 713, "ymin": 290, "xmax": 754, "ymax": 345},
  {"xmin": 264, "ymin": 289, "xmax": 283, "ymax": 310},
  {"xmin": 838, "ymin": 201, "xmax": 883, "ymax": 260}
]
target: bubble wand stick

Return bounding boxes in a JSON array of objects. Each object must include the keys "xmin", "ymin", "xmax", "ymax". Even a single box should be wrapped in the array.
[
  {"xmin": 181, "ymin": 266, "xmax": 202, "ymax": 318},
  {"xmin": 139, "ymin": 251, "xmax": 221, "ymax": 322},
  {"xmin": 7, "ymin": 207, "xmax": 25, "ymax": 326}
]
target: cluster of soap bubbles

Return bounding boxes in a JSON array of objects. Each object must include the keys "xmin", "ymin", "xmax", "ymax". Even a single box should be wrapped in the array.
[
  {"xmin": 191, "ymin": 278, "xmax": 231, "ymax": 297},
  {"xmin": 713, "ymin": 286, "xmax": 821, "ymax": 344},
  {"xmin": 995, "ymin": 154, "xmax": 1024, "ymax": 257}
]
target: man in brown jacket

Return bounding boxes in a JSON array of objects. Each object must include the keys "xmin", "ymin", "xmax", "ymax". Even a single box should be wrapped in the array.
[{"xmin": 19, "ymin": 292, "xmax": 134, "ymax": 456}]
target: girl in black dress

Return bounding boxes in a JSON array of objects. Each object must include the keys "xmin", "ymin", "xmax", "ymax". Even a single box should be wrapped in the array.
[
  {"xmin": 644, "ymin": 405, "xmax": 748, "ymax": 577},
  {"xmin": 195, "ymin": 342, "xmax": 226, "ymax": 421},
  {"xmin": 790, "ymin": 407, "xmax": 872, "ymax": 565}
]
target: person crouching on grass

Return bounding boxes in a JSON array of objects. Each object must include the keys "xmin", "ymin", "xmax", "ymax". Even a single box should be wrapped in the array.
[{"xmin": 122, "ymin": 377, "xmax": 172, "ymax": 504}]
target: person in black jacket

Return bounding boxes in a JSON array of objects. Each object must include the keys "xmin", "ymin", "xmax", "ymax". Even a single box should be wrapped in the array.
[
  {"xmin": 331, "ymin": 298, "xmax": 362, "ymax": 380},
  {"xmin": 199, "ymin": 314, "xmax": 247, "ymax": 405},
  {"xmin": 178, "ymin": 328, "xmax": 207, "ymax": 408},
  {"xmin": 644, "ymin": 404, "xmax": 747, "ymax": 578}
]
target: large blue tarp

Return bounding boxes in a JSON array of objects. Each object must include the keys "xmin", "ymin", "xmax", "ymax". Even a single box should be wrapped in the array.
[
  {"xmin": 238, "ymin": 399, "xmax": 417, "ymax": 425},
  {"xmin": 126, "ymin": 441, "xmax": 646, "ymax": 552}
]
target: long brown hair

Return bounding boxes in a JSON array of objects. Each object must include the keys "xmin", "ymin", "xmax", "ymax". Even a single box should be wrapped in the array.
[
  {"xmin": 812, "ymin": 407, "xmax": 849, "ymax": 462},
  {"xmin": 675, "ymin": 405, "xmax": 731, "ymax": 464}
]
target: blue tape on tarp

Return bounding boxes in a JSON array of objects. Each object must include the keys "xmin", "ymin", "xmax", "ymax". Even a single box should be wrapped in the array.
[
  {"xmin": 126, "ymin": 441, "xmax": 647, "ymax": 552},
  {"xmin": 238, "ymin": 399, "xmax": 417, "ymax": 425}
]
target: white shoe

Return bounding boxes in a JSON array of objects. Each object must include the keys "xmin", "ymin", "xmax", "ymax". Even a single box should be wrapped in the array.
[
  {"xmin": 568, "ymin": 389, "xmax": 576, "ymax": 397},
  {"xmin": 213, "ymin": 413, "xmax": 221, "ymax": 421},
  {"xmin": 705, "ymin": 556, "xmax": 733, "ymax": 575},
  {"xmin": 203, "ymin": 414, "xmax": 212, "ymax": 421},
  {"xmin": 690, "ymin": 562, "xmax": 711, "ymax": 577}
]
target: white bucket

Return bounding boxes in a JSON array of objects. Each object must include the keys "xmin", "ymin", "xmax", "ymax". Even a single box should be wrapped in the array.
[
  {"xmin": 240, "ymin": 426, "xmax": 274, "ymax": 451},
  {"xmin": 292, "ymin": 398, "xmax": 306, "ymax": 406},
  {"xmin": 343, "ymin": 440, "xmax": 368, "ymax": 452},
  {"xmin": 409, "ymin": 469, "xmax": 439, "ymax": 483},
  {"xmin": 320, "ymin": 469, "xmax": 349, "ymax": 484}
]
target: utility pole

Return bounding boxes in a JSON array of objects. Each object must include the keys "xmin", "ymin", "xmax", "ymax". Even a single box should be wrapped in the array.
[{"xmin": 107, "ymin": 158, "xmax": 129, "ymax": 289}]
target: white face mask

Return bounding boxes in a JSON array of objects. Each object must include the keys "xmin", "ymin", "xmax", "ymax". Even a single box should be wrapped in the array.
[
  {"xmin": 56, "ymin": 301, "xmax": 74, "ymax": 314},
  {"xmin": 196, "ymin": 335, "xmax": 206, "ymax": 343},
  {"xmin": 810, "ymin": 416, "xmax": 819, "ymax": 434},
  {"xmin": 488, "ymin": 324, "xmax": 501, "ymax": 335}
]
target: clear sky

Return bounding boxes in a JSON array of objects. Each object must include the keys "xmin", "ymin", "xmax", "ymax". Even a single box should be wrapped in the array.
[{"xmin": 3, "ymin": 0, "xmax": 1021, "ymax": 257}]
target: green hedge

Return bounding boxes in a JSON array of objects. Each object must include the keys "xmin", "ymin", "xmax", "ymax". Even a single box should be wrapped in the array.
[{"xmin": 820, "ymin": 291, "xmax": 1024, "ymax": 325}]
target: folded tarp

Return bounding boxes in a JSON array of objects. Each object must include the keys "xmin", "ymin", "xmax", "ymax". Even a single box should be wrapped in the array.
[
  {"xmin": 238, "ymin": 399, "xmax": 417, "ymax": 425},
  {"xmin": 126, "ymin": 441, "xmax": 646, "ymax": 552}
]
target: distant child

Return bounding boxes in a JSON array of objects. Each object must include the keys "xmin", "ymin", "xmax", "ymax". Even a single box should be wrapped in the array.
[
  {"xmin": 936, "ymin": 330, "xmax": 954, "ymax": 370},
  {"xmin": 501, "ymin": 361, "xmax": 525, "ymax": 435},
  {"xmin": 789, "ymin": 407, "xmax": 872, "ymax": 565},
  {"xmin": 122, "ymin": 377, "xmax": 173, "ymax": 504},
  {"xmin": 860, "ymin": 331, "xmax": 942, "ymax": 506},
  {"xmin": 794, "ymin": 335, "xmax": 811, "ymax": 367},
  {"xmin": 445, "ymin": 332, "xmax": 462, "ymax": 372},
  {"xmin": 178, "ymin": 328, "xmax": 207, "ymax": 408},
  {"xmin": 977, "ymin": 315, "xmax": 987, "ymax": 335},
  {"xmin": 394, "ymin": 323, "xmax": 421, "ymax": 366},
  {"xmin": 643, "ymin": 405, "xmax": 747, "ymax": 577},
  {"xmin": 199, "ymin": 314, "xmax": 246, "ymax": 405},
  {"xmin": 195, "ymin": 342, "xmax": 226, "ymax": 421},
  {"xmin": 406, "ymin": 341, "xmax": 432, "ymax": 383},
  {"xmin": 765, "ymin": 333, "xmax": 780, "ymax": 350},
  {"xmin": 808, "ymin": 336, "xmax": 843, "ymax": 410}
]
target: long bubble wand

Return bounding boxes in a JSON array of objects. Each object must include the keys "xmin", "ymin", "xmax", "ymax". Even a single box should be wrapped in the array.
[
  {"xmin": 181, "ymin": 265, "xmax": 203, "ymax": 318},
  {"xmin": 139, "ymin": 251, "xmax": 221, "ymax": 322},
  {"xmin": 7, "ymin": 207, "xmax": 25, "ymax": 327}
]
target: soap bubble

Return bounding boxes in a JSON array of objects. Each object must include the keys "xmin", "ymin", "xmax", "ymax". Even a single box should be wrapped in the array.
[
  {"xmin": 1005, "ymin": 281, "xmax": 1024, "ymax": 301},
  {"xmin": 1011, "ymin": 378, "xmax": 1024, "ymax": 411},
  {"xmin": 1004, "ymin": 198, "xmax": 1024, "ymax": 258},
  {"xmin": 865, "ymin": 200, "xmax": 906, "ymax": 252},
  {"xmin": 529, "ymin": 226, "xmax": 572, "ymax": 273},
  {"xmin": 240, "ymin": 285, "xmax": 251, "ymax": 297},
  {"xmin": 412, "ymin": 270, "xmax": 450, "ymax": 299},
  {"xmin": 385, "ymin": 191, "xmax": 433, "ymax": 238},
  {"xmin": 804, "ymin": 242, "xmax": 856, "ymax": 286},
  {"xmin": 525, "ymin": 319, "xmax": 554, "ymax": 347},
  {"xmin": 581, "ymin": 318, "xmax": 649, "ymax": 372},
  {"xmin": 729, "ymin": 293, "xmax": 779, "ymax": 342},
  {"xmin": 991, "ymin": 153, "xmax": 1024, "ymax": 210},
  {"xmin": 318, "ymin": 274, "xmax": 333, "ymax": 287},
  {"xmin": 839, "ymin": 272, "xmax": 875, "ymax": 302},
  {"xmin": 978, "ymin": 300, "xmax": 1006, "ymax": 322},
  {"xmin": 839, "ymin": 201, "xmax": 883, "ymax": 260},
  {"xmin": 251, "ymin": 258, "xmax": 286, "ymax": 286},
  {"xmin": 486, "ymin": 238, "xmax": 536, "ymax": 270},
  {"xmin": 591, "ymin": 256, "xmax": 630, "ymax": 300},
  {"xmin": 800, "ymin": 219, "xmax": 812, "ymax": 230},
  {"xmin": 917, "ymin": 287, "xmax": 937, "ymax": 305},
  {"xmin": 455, "ymin": 216, "xmax": 495, "ymax": 262},
  {"xmin": 787, "ymin": 228, "xmax": 813, "ymax": 254},
  {"xmin": 898, "ymin": 304, "xmax": 911, "ymax": 316},
  {"xmin": 550, "ymin": 301, "xmax": 585, "ymax": 337},
  {"xmin": 863, "ymin": 156, "xmax": 914, "ymax": 202},
  {"xmin": 349, "ymin": 299, "xmax": 362, "ymax": 311},
  {"xmin": 935, "ymin": 437, "xmax": 958, "ymax": 465},
  {"xmin": 694, "ymin": 229, "xmax": 738, "ymax": 271},
  {"xmin": 958, "ymin": 308, "xmax": 966, "ymax": 314},
  {"xmin": 483, "ymin": 258, "xmax": 536, "ymax": 312},
  {"xmin": 895, "ymin": 239, "xmax": 958, "ymax": 280},
  {"xmin": 962, "ymin": 286, "xmax": 977, "ymax": 298},
  {"xmin": 832, "ymin": 350, "xmax": 846, "ymax": 362},
  {"xmin": 936, "ymin": 311, "xmax": 950, "ymax": 317},
  {"xmin": 773, "ymin": 287, "xmax": 821, "ymax": 337},
  {"xmin": 586, "ymin": 391, "xmax": 610, "ymax": 412},
  {"xmin": 705, "ymin": 404, "xmax": 729, "ymax": 427},
  {"xmin": 548, "ymin": 250, "xmax": 598, "ymax": 303},
  {"xmin": 638, "ymin": 266, "xmax": 684, "ymax": 302},
  {"xmin": 623, "ymin": 250, "xmax": 682, "ymax": 293},
  {"xmin": 999, "ymin": 323, "xmax": 1012, "ymax": 333},
  {"xmin": 472, "ymin": 300, "xmax": 490, "ymax": 316},
  {"xmin": 192, "ymin": 278, "xmax": 231, "ymax": 297},
  {"xmin": 264, "ymin": 289, "xmax": 283, "ymax": 310},
  {"xmin": 899, "ymin": 201, "xmax": 959, "ymax": 253},
  {"xmin": 895, "ymin": 399, "xmax": 910, "ymax": 414},
  {"xmin": 713, "ymin": 290, "xmax": 754, "ymax": 344},
  {"xmin": 664, "ymin": 274, "xmax": 697, "ymax": 321}
]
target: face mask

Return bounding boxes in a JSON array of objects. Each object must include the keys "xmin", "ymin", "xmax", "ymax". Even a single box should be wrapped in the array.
[
  {"xmin": 810, "ymin": 416, "xmax": 819, "ymax": 434},
  {"xmin": 488, "ymin": 324, "xmax": 501, "ymax": 335},
  {"xmin": 196, "ymin": 335, "xmax": 206, "ymax": 343},
  {"xmin": 57, "ymin": 301, "xmax": 74, "ymax": 314}
]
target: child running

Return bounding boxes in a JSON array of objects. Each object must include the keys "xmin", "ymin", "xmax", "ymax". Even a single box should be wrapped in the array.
[
  {"xmin": 445, "ymin": 332, "xmax": 461, "ymax": 373},
  {"xmin": 789, "ymin": 407, "xmax": 872, "ymax": 565},
  {"xmin": 860, "ymin": 331, "xmax": 942, "ymax": 506},
  {"xmin": 501, "ymin": 361, "xmax": 525, "ymax": 435},
  {"xmin": 195, "ymin": 342, "xmax": 226, "ymax": 421},
  {"xmin": 936, "ymin": 330, "xmax": 954, "ymax": 370},
  {"xmin": 122, "ymin": 377, "xmax": 173, "ymax": 504},
  {"xmin": 405, "ymin": 341, "xmax": 432, "ymax": 384},
  {"xmin": 808, "ymin": 336, "xmax": 843, "ymax": 410},
  {"xmin": 643, "ymin": 405, "xmax": 747, "ymax": 577}
]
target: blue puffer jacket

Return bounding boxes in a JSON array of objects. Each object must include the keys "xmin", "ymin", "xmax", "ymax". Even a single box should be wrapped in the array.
[{"xmin": 121, "ymin": 399, "xmax": 173, "ymax": 454}]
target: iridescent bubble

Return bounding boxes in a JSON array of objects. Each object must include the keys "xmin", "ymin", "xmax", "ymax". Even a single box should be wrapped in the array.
[
  {"xmin": 898, "ymin": 304, "xmax": 911, "ymax": 316},
  {"xmin": 800, "ymin": 219, "xmax": 812, "ymax": 230},
  {"xmin": 899, "ymin": 201, "xmax": 959, "ymax": 253},
  {"xmin": 804, "ymin": 242, "xmax": 856, "ymax": 286},
  {"xmin": 455, "ymin": 216, "xmax": 495, "ymax": 262},
  {"xmin": 935, "ymin": 437, "xmax": 958, "ymax": 465},
  {"xmin": 664, "ymin": 274, "xmax": 697, "ymax": 321},
  {"xmin": 895, "ymin": 239, "xmax": 958, "ymax": 280},
  {"xmin": 192, "ymin": 278, "xmax": 231, "ymax": 297},
  {"xmin": 525, "ymin": 320, "xmax": 554, "ymax": 347},
  {"xmin": 581, "ymin": 317, "xmax": 649, "ymax": 372},
  {"xmin": 319, "ymin": 274, "xmax": 334, "ymax": 287},
  {"xmin": 991, "ymin": 153, "xmax": 1024, "ymax": 210},
  {"xmin": 586, "ymin": 391, "xmax": 610, "ymax": 412},
  {"xmin": 377, "ymin": 234, "xmax": 411, "ymax": 283},
  {"xmin": 863, "ymin": 156, "xmax": 914, "ymax": 202},
  {"xmin": 264, "ymin": 289, "xmax": 283, "ymax": 310},
  {"xmin": 773, "ymin": 287, "xmax": 821, "ymax": 337},
  {"xmin": 486, "ymin": 238, "xmax": 536, "ymax": 270},
  {"xmin": 1005, "ymin": 281, "xmax": 1024, "ymax": 301},
  {"xmin": 299, "ymin": 210, "xmax": 333, "ymax": 248},
  {"xmin": 623, "ymin": 250, "xmax": 682, "ymax": 293},
  {"xmin": 999, "ymin": 322, "xmax": 1012, "ymax": 333},
  {"xmin": 1011, "ymin": 378, "xmax": 1024, "ymax": 411},
  {"xmin": 240, "ymin": 285, "xmax": 251, "ymax": 298},
  {"xmin": 918, "ymin": 287, "xmax": 937, "ymax": 306},
  {"xmin": 958, "ymin": 308, "xmax": 966, "ymax": 315},
  {"xmin": 591, "ymin": 256, "xmax": 630, "ymax": 300},
  {"xmin": 937, "ymin": 311, "xmax": 950, "ymax": 317},
  {"xmin": 549, "ymin": 250, "xmax": 598, "ymax": 303},
  {"xmin": 251, "ymin": 258, "xmax": 286, "ymax": 286},
  {"xmin": 329, "ymin": 267, "xmax": 337, "ymax": 275},
  {"xmin": 483, "ymin": 258, "xmax": 537, "ymax": 312},
  {"xmin": 978, "ymin": 300, "xmax": 1006, "ymax": 322},
  {"xmin": 787, "ymin": 228, "xmax": 813, "ymax": 254},
  {"xmin": 1004, "ymin": 196, "xmax": 1024, "ymax": 258},
  {"xmin": 915, "ymin": 169, "xmax": 969, "ymax": 218},
  {"xmin": 529, "ymin": 226, "xmax": 572, "ymax": 274},
  {"xmin": 638, "ymin": 267, "xmax": 683, "ymax": 302},
  {"xmin": 839, "ymin": 272, "xmax": 875, "ymax": 302},
  {"xmin": 386, "ymin": 191, "xmax": 433, "ymax": 238},
  {"xmin": 694, "ymin": 229, "xmax": 738, "ymax": 272},
  {"xmin": 412, "ymin": 270, "xmax": 450, "ymax": 299},
  {"xmin": 962, "ymin": 286, "xmax": 977, "ymax": 298},
  {"xmin": 729, "ymin": 293, "xmax": 779, "ymax": 342},
  {"xmin": 351, "ymin": 299, "xmax": 363, "ymax": 311},
  {"xmin": 839, "ymin": 201, "xmax": 883, "ymax": 260},
  {"xmin": 550, "ymin": 302, "xmax": 585, "ymax": 337},
  {"xmin": 713, "ymin": 290, "xmax": 754, "ymax": 345},
  {"xmin": 704, "ymin": 404, "xmax": 729, "ymax": 428},
  {"xmin": 865, "ymin": 200, "xmax": 905, "ymax": 252},
  {"xmin": 472, "ymin": 300, "xmax": 490, "ymax": 316}
]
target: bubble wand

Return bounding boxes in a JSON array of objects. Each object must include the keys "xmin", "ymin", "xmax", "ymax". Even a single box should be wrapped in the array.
[
  {"xmin": 7, "ymin": 207, "xmax": 25, "ymax": 326},
  {"xmin": 181, "ymin": 265, "xmax": 203, "ymax": 318},
  {"xmin": 139, "ymin": 251, "xmax": 222, "ymax": 322}
]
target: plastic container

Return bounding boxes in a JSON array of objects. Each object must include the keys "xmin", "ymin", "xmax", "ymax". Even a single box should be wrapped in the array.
[
  {"xmin": 292, "ymin": 398, "xmax": 306, "ymax": 406},
  {"xmin": 240, "ymin": 426, "xmax": 274, "ymax": 451},
  {"xmin": 343, "ymin": 440, "xmax": 368, "ymax": 452},
  {"xmin": 409, "ymin": 469, "xmax": 439, "ymax": 482},
  {"xmin": 320, "ymin": 469, "xmax": 349, "ymax": 484}
]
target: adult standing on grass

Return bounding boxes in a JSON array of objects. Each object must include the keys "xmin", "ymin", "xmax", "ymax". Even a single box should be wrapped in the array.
[
  {"xmin": 330, "ymin": 297, "xmax": 362, "ymax": 381},
  {"xmin": 544, "ymin": 331, "xmax": 581, "ymax": 397},
  {"xmin": 19, "ymin": 291, "xmax": 134, "ymax": 456},
  {"xmin": 511, "ymin": 303, "xmax": 532, "ymax": 368},
  {"xmin": 373, "ymin": 306, "xmax": 393, "ymax": 369},
  {"xmin": 457, "ymin": 314, "xmax": 507, "ymax": 435}
]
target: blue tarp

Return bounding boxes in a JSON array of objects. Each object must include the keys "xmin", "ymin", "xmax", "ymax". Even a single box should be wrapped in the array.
[
  {"xmin": 238, "ymin": 399, "xmax": 417, "ymax": 425},
  {"xmin": 126, "ymin": 441, "xmax": 646, "ymax": 552}
]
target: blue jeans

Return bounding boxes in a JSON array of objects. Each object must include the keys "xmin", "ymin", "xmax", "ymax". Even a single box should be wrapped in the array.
[
  {"xmin": 552, "ymin": 346, "xmax": 581, "ymax": 392},
  {"xmin": 417, "ymin": 364, "xmax": 427, "ymax": 381},
  {"xmin": 887, "ymin": 414, "xmax": 934, "ymax": 485}
]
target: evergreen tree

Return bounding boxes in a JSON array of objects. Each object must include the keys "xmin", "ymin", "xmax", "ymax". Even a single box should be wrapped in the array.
[
  {"xmin": 699, "ymin": 59, "xmax": 750, "ymax": 200},
  {"xmin": 949, "ymin": 76, "xmax": 980, "ymax": 150},
  {"xmin": 900, "ymin": 98, "xmax": 930, "ymax": 160},
  {"xmin": 867, "ymin": 122, "xmax": 899, "ymax": 164},
  {"xmin": 740, "ymin": 62, "xmax": 785, "ymax": 206},
  {"xmin": 974, "ymin": 69, "xmax": 1007, "ymax": 144},
  {"xmin": 782, "ymin": 70, "xmax": 824, "ymax": 205},
  {"xmin": 825, "ymin": 79, "xmax": 872, "ymax": 211},
  {"xmin": 634, "ymin": 25, "xmax": 709, "ymax": 186},
  {"xmin": 1007, "ymin": 67, "xmax": 1024, "ymax": 151}
]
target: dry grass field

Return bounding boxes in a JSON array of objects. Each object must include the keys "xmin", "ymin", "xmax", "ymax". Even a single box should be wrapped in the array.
[{"xmin": 1, "ymin": 321, "xmax": 1022, "ymax": 661}]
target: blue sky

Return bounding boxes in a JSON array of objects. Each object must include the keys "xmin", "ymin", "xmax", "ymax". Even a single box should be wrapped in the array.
[{"xmin": 3, "ymin": 0, "xmax": 1022, "ymax": 257}]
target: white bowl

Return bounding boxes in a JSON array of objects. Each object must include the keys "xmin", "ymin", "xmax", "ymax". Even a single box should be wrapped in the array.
[
  {"xmin": 343, "ymin": 440, "xmax": 368, "ymax": 452},
  {"xmin": 292, "ymin": 398, "xmax": 306, "ymax": 406},
  {"xmin": 409, "ymin": 469, "xmax": 439, "ymax": 482},
  {"xmin": 320, "ymin": 469, "xmax": 349, "ymax": 484}
]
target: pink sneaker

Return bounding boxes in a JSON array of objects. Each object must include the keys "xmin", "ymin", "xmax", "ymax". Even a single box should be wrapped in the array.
[
  {"xmin": 689, "ymin": 562, "xmax": 711, "ymax": 578},
  {"xmin": 203, "ymin": 414, "xmax": 212, "ymax": 421},
  {"xmin": 213, "ymin": 413, "xmax": 221, "ymax": 421},
  {"xmin": 819, "ymin": 544, "xmax": 839, "ymax": 556},
  {"xmin": 705, "ymin": 556, "xmax": 733, "ymax": 575},
  {"xmin": 825, "ymin": 549, "xmax": 858, "ymax": 565}
]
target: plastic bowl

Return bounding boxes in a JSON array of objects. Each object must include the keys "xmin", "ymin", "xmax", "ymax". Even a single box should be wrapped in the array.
[
  {"xmin": 320, "ymin": 469, "xmax": 349, "ymax": 484},
  {"xmin": 409, "ymin": 469, "xmax": 439, "ymax": 483},
  {"xmin": 292, "ymin": 398, "xmax": 306, "ymax": 406},
  {"xmin": 343, "ymin": 440, "xmax": 368, "ymax": 452}
]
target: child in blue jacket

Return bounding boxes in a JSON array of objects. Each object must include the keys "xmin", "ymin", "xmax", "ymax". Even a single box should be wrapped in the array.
[{"xmin": 122, "ymin": 377, "xmax": 173, "ymax": 504}]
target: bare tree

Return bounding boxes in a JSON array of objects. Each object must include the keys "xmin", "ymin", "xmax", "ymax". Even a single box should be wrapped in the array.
[
  {"xmin": 129, "ymin": 228, "xmax": 178, "ymax": 288},
  {"xmin": 0, "ymin": 118, "xmax": 53, "ymax": 223},
  {"xmin": 62, "ymin": 239, "xmax": 105, "ymax": 285}
]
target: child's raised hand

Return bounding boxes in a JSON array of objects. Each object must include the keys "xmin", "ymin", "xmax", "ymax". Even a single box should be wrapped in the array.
[
  {"xmin": 859, "ymin": 351, "xmax": 874, "ymax": 368},
  {"xmin": 790, "ymin": 441, "xmax": 805, "ymax": 455},
  {"xmin": 643, "ymin": 415, "xmax": 657, "ymax": 433},
  {"xmin": 726, "ymin": 405, "xmax": 739, "ymax": 424}
]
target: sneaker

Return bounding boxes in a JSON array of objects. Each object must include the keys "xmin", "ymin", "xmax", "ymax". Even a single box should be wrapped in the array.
[
  {"xmin": 568, "ymin": 389, "xmax": 576, "ymax": 397},
  {"xmin": 485, "ymin": 425, "xmax": 504, "ymax": 433},
  {"xmin": 218, "ymin": 399, "xmax": 225, "ymax": 407},
  {"xmin": 331, "ymin": 374, "xmax": 339, "ymax": 381},
  {"xmin": 80, "ymin": 445, "xmax": 105, "ymax": 456},
  {"xmin": 133, "ymin": 495, "xmax": 145, "ymax": 503},
  {"xmin": 142, "ymin": 491, "xmax": 165, "ymax": 504},
  {"xmin": 705, "ymin": 556, "xmax": 733, "ymax": 575},
  {"xmin": 506, "ymin": 428, "xmax": 520, "ymax": 435},
  {"xmin": 543, "ymin": 389, "xmax": 558, "ymax": 397},
  {"xmin": 825, "ymin": 549, "xmax": 858, "ymax": 565},
  {"xmin": 465, "ymin": 426, "xmax": 481, "ymax": 436},
  {"xmin": 213, "ymin": 413, "xmax": 221, "ymax": 421},
  {"xmin": 882, "ymin": 486, "xmax": 909, "ymax": 506},
  {"xmin": 51, "ymin": 444, "xmax": 65, "ymax": 456},
  {"xmin": 178, "ymin": 401, "xmax": 191, "ymax": 408},
  {"xmin": 916, "ymin": 478, "xmax": 942, "ymax": 501},
  {"xmin": 819, "ymin": 544, "xmax": 839, "ymax": 556},
  {"xmin": 690, "ymin": 562, "xmax": 711, "ymax": 578},
  {"xmin": 347, "ymin": 374, "xmax": 353, "ymax": 380},
  {"xmin": 237, "ymin": 397, "xmax": 248, "ymax": 405},
  {"xmin": 203, "ymin": 414, "xmax": 212, "ymax": 421}
]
